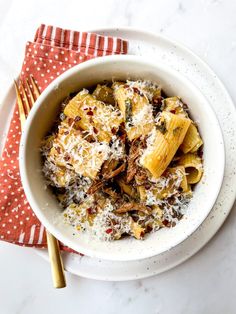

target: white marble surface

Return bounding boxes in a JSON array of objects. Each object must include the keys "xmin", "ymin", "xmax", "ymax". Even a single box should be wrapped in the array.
[{"xmin": 0, "ymin": 0, "xmax": 236, "ymax": 313}]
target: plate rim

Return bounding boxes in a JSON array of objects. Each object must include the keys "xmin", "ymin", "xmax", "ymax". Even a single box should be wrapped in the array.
[{"xmin": 19, "ymin": 54, "xmax": 225, "ymax": 261}]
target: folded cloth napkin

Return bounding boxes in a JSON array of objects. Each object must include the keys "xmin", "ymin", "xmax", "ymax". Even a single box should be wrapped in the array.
[{"xmin": 0, "ymin": 24, "xmax": 128, "ymax": 250}]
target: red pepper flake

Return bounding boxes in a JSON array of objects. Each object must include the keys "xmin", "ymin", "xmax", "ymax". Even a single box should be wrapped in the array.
[
  {"xmin": 170, "ymin": 109, "xmax": 176, "ymax": 114},
  {"xmin": 198, "ymin": 149, "xmax": 203, "ymax": 158},
  {"xmin": 120, "ymin": 133, "xmax": 126, "ymax": 142},
  {"xmin": 146, "ymin": 225, "xmax": 153, "ymax": 233},
  {"xmin": 93, "ymin": 127, "xmax": 98, "ymax": 134},
  {"xmin": 68, "ymin": 118, "xmax": 74, "ymax": 126},
  {"xmin": 87, "ymin": 207, "xmax": 92, "ymax": 214},
  {"xmin": 83, "ymin": 107, "xmax": 88, "ymax": 111},
  {"xmin": 87, "ymin": 207, "xmax": 96, "ymax": 215},
  {"xmin": 64, "ymin": 131, "xmax": 69, "ymax": 135},
  {"xmin": 152, "ymin": 96, "xmax": 163, "ymax": 105},
  {"xmin": 105, "ymin": 228, "xmax": 113, "ymax": 234},
  {"xmin": 162, "ymin": 219, "xmax": 171, "ymax": 227},
  {"xmin": 162, "ymin": 169, "xmax": 169, "ymax": 177},
  {"xmin": 74, "ymin": 116, "xmax": 81, "ymax": 122},
  {"xmin": 140, "ymin": 231, "xmax": 145, "ymax": 238},
  {"xmin": 132, "ymin": 87, "xmax": 142, "ymax": 96},
  {"xmin": 55, "ymin": 146, "xmax": 61, "ymax": 154},
  {"xmin": 64, "ymin": 154, "xmax": 70, "ymax": 161},
  {"xmin": 111, "ymin": 127, "xmax": 116, "ymax": 135},
  {"xmin": 87, "ymin": 110, "xmax": 94, "ymax": 116},
  {"xmin": 144, "ymin": 183, "xmax": 151, "ymax": 190}
]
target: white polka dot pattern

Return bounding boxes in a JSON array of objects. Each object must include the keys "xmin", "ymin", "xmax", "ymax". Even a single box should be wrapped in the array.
[{"xmin": 0, "ymin": 24, "xmax": 128, "ymax": 251}]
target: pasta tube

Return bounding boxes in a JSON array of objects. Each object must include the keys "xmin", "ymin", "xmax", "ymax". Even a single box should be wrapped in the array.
[
  {"xmin": 181, "ymin": 123, "xmax": 203, "ymax": 153},
  {"xmin": 163, "ymin": 96, "xmax": 187, "ymax": 117},
  {"xmin": 49, "ymin": 128, "xmax": 108, "ymax": 180},
  {"xmin": 113, "ymin": 85, "xmax": 154, "ymax": 140},
  {"xmin": 92, "ymin": 84, "xmax": 115, "ymax": 105},
  {"xmin": 140, "ymin": 112, "xmax": 191, "ymax": 178},
  {"xmin": 166, "ymin": 166, "xmax": 189, "ymax": 193},
  {"xmin": 177, "ymin": 153, "xmax": 203, "ymax": 184},
  {"xmin": 64, "ymin": 90, "xmax": 123, "ymax": 142}
]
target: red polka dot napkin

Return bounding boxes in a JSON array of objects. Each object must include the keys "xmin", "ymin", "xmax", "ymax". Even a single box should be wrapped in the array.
[{"xmin": 0, "ymin": 24, "xmax": 128, "ymax": 250}]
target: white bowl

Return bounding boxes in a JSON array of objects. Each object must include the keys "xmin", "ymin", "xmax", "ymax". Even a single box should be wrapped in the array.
[{"xmin": 19, "ymin": 55, "xmax": 225, "ymax": 261}]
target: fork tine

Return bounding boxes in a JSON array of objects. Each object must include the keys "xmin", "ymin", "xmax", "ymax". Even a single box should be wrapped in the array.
[
  {"xmin": 25, "ymin": 78, "xmax": 35, "ymax": 105},
  {"xmin": 14, "ymin": 80, "xmax": 26, "ymax": 129},
  {"xmin": 20, "ymin": 79, "xmax": 31, "ymax": 115},
  {"xmin": 29, "ymin": 75, "xmax": 40, "ymax": 99}
]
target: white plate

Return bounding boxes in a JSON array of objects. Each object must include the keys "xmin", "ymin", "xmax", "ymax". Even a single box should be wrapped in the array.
[
  {"xmin": 19, "ymin": 55, "xmax": 225, "ymax": 261},
  {"xmin": 1, "ymin": 27, "xmax": 235, "ymax": 281}
]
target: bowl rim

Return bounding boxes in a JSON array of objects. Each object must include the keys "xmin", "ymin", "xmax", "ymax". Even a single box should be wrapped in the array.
[{"xmin": 19, "ymin": 54, "xmax": 225, "ymax": 261}]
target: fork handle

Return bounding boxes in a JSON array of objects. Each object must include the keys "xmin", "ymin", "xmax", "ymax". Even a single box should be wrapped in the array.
[{"xmin": 46, "ymin": 231, "xmax": 66, "ymax": 288}]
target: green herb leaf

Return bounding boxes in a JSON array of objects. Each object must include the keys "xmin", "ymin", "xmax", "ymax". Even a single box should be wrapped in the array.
[
  {"xmin": 173, "ymin": 126, "xmax": 182, "ymax": 136},
  {"xmin": 156, "ymin": 120, "xmax": 167, "ymax": 134},
  {"xmin": 125, "ymin": 98, "xmax": 133, "ymax": 126}
]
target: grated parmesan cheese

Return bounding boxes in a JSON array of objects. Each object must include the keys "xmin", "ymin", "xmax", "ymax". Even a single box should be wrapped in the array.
[
  {"xmin": 64, "ymin": 198, "xmax": 132, "ymax": 241},
  {"xmin": 126, "ymin": 80, "xmax": 160, "ymax": 101},
  {"xmin": 139, "ymin": 128, "xmax": 157, "ymax": 165},
  {"xmin": 129, "ymin": 103, "xmax": 153, "ymax": 128},
  {"xmin": 40, "ymin": 79, "xmax": 202, "ymax": 241}
]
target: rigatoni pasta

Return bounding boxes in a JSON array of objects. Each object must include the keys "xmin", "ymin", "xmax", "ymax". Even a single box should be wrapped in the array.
[
  {"xmin": 64, "ymin": 90, "xmax": 123, "ymax": 142},
  {"xmin": 177, "ymin": 153, "xmax": 203, "ymax": 184},
  {"xmin": 113, "ymin": 84, "xmax": 154, "ymax": 140},
  {"xmin": 92, "ymin": 84, "xmax": 115, "ymax": 105},
  {"xmin": 41, "ymin": 79, "xmax": 204, "ymax": 241},
  {"xmin": 180, "ymin": 123, "xmax": 203, "ymax": 153},
  {"xmin": 140, "ymin": 112, "xmax": 191, "ymax": 179}
]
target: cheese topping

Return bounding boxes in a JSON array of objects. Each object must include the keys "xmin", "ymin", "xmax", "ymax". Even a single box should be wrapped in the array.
[{"xmin": 41, "ymin": 80, "xmax": 203, "ymax": 241}]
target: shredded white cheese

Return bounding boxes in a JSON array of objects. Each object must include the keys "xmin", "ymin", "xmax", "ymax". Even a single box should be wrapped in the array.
[
  {"xmin": 40, "ymin": 79, "xmax": 199, "ymax": 241},
  {"xmin": 139, "ymin": 128, "xmax": 157, "ymax": 165},
  {"xmin": 126, "ymin": 80, "xmax": 160, "ymax": 100},
  {"xmin": 131, "ymin": 103, "xmax": 153, "ymax": 126}
]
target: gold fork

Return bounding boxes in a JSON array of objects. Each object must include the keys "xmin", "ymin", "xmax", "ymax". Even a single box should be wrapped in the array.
[{"xmin": 14, "ymin": 75, "xmax": 66, "ymax": 289}]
